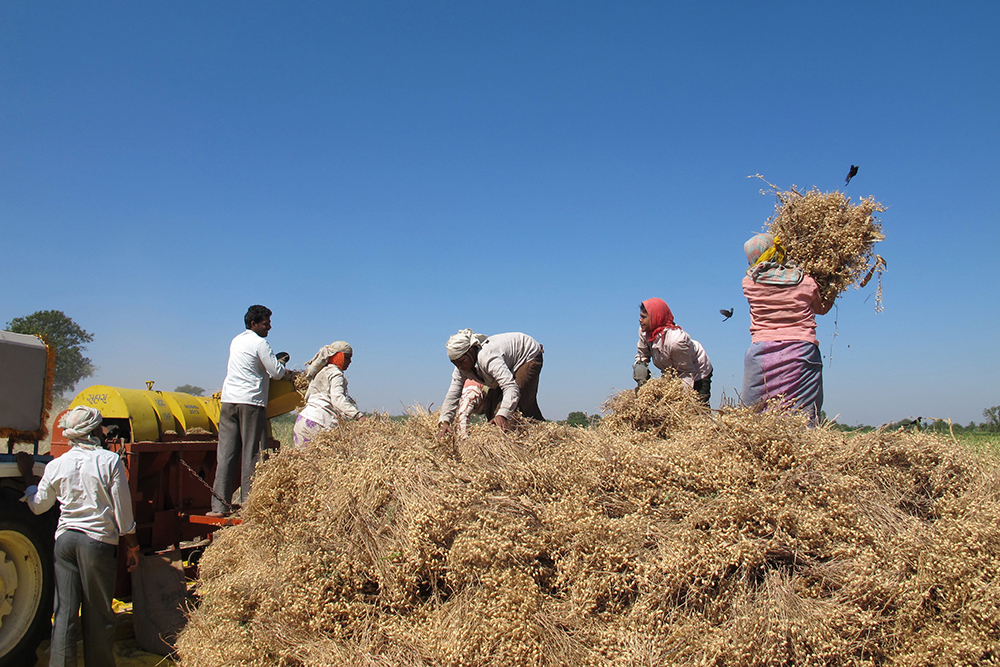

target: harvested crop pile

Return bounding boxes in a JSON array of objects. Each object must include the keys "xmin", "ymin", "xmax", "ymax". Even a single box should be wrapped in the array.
[
  {"xmin": 601, "ymin": 371, "xmax": 708, "ymax": 436},
  {"xmin": 177, "ymin": 378, "xmax": 1000, "ymax": 666},
  {"xmin": 752, "ymin": 175, "xmax": 887, "ymax": 309}
]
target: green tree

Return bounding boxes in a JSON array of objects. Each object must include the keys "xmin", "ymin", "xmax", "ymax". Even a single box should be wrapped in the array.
[
  {"xmin": 983, "ymin": 406, "xmax": 1000, "ymax": 432},
  {"xmin": 175, "ymin": 384, "xmax": 206, "ymax": 396},
  {"xmin": 566, "ymin": 411, "xmax": 589, "ymax": 428},
  {"xmin": 7, "ymin": 310, "xmax": 95, "ymax": 396}
]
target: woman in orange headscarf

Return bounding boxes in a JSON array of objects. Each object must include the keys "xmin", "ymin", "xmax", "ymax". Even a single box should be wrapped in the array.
[
  {"xmin": 633, "ymin": 298, "xmax": 713, "ymax": 406},
  {"xmin": 293, "ymin": 341, "xmax": 364, "ymax": 446}
]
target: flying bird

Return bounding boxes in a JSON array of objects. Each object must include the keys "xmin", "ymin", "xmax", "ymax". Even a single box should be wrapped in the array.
[
  {"xmin": 720, "ymin": 308, "xmax": 734, "ymax": 321},
  {"xmin": 845, "ymin": 164, "xmax": 859, "ymax": 185}
]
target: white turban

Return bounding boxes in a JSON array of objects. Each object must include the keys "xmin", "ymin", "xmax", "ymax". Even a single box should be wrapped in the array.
[
  {"xmin": 305, "ymin": 341, "xmax": 354, "ymax": 379},
  {"xmin": 60, "ymin": 406, "xmax": 103, "ymax": 447},
  {"xmin": 446, "ymin": 329, "xmax": 488, "ymax": 361}
]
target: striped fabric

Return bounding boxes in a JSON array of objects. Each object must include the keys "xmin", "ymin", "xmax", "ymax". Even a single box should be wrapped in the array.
[
  {"xmin": 742, "ymin": 340, "xmax": 823, "ymax": 425},
  {"xmin": 456, "ymin": 380, "xmax": 485, "ymax": 438}
]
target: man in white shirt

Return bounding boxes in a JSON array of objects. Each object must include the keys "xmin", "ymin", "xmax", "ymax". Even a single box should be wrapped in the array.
[
  {"xmin": 18, "ymin": 406, "xmax": 140, "ymax": 667},
  {"xmin": 209, "ymin": 305, "xmax": 293, "ymax": 517},
  {"xmin": 437, "ymin": 329, "xmax": 544, "ymax": 435}
]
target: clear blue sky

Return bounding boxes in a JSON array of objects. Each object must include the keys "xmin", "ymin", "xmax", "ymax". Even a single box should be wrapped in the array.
[{"xmin": 2, "ymin": 2, "xmax": 998, "ymax": 426}]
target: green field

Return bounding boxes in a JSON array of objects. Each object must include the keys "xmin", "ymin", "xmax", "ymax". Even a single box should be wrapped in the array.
[
  {"xmin": 270, "ymin": 412, "xmax": 296, "ymax": 448},
  {"xmin": 953, "ymin": 431, "xmax": 1000, "ymax": 457}
]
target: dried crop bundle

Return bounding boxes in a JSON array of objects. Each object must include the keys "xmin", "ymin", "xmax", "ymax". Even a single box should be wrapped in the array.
[
  {"xmin": 601, "ymin": 371, "xmax": 707, "ymax": 437},
  {"xmin": 292, "ymin": 372, "xmax": 311, "ymax": 393},
  {"xmin": 177, "ymin": 378, "xmax": 1000, "ymax": 667},
  {"xmin": 752, "ymin": 175, "xmax": 887, "ymax": 309}
]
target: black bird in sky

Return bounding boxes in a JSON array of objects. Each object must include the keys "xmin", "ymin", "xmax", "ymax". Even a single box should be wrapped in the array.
[
  {"xmin": 845, "ymin": 164, "xmax": 859, "ymax": 185},
  {"xmin": 720, "ymin": 308, "xmax": 734, "ymax": 321}
]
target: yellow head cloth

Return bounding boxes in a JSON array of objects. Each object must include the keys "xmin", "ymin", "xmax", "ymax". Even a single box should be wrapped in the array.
[{"xmin": 753, "ymin": 235, "xmax": 787, "ymax": 266}]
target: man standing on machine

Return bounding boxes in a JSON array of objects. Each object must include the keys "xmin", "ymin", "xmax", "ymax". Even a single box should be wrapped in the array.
[{"xmin": 209, "ymin": 305, "xmax": 294, "ymax": 517}]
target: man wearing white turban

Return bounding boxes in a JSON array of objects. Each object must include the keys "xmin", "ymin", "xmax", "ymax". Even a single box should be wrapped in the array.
[
  {"xmin": 437, "ymin": 330, "xmax": 544, "ymax": 435},
  {"xmin": 17, "ymin": 406, "xmax": 140, "ymax": 667}
]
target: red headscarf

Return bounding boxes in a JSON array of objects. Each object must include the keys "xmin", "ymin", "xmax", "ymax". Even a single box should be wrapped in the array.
[{"xmin": 642, "ymin": 298, "xmax": 679, "ymax": 342}]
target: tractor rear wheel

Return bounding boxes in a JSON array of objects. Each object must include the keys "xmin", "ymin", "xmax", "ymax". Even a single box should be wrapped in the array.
[{"xmin": 0, "ymin": 510, "xmax": 54, "ymax": 667}]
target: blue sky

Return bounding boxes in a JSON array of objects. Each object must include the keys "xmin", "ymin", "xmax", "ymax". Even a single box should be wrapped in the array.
[{"xmin": 2, "ymin": 2, "xmax": 998, "ymax": 426}]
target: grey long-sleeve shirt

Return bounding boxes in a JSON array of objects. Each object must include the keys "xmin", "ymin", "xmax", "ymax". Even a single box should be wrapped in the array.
[
  {"xmin": 440, "ymin": 332, "xmax": 541, "ymax": 422},
  {"xmin": 299, "ymin": 365, "xmax": 360, "ymax": 427}
]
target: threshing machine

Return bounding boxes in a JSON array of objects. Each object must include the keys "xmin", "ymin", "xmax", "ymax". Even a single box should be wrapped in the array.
[{"xmin": 0, "ymin": 330, "xmax": 302, "ymax": 663}]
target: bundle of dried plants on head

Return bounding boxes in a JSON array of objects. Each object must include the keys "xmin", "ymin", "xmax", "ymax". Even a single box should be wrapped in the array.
[
  {"xmin": 751, "ymin": 174, "xmax": 887, "ymax": 310},
  {"xmin": 176, "ymin": 379, "xmax": 1000, "ymax": 667}
]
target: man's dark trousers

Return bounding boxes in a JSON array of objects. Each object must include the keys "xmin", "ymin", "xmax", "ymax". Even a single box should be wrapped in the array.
[{"xmin": 212, "ymin": 402, "xmax": 268, "ymax": 514}]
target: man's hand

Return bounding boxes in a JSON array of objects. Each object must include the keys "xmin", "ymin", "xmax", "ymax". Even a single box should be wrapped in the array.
[
  {"xmin": 123, "ymin": 535, "xmax": 141, "ymax": 573},
  {"xmin": 436, "ymin": 422, "xmax": 452, "ymax": 439},
  {"xmin": 16, "ymin": 452, "xmax": 35, "ymax": 483},
  {"xmin": 489, "ymin": 414, "xmax": 509, "ymax": 431}
]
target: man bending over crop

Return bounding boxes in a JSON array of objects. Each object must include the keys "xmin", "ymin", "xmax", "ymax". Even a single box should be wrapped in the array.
[
  {"xmin": 209, "ymin": 305, "xmax": 294, "ymax": 517},
  {"xmin": 437, "ymin": 329, "xmax": 544, "ymax": 436}
]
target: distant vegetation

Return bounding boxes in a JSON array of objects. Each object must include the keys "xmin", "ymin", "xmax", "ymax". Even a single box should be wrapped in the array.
[
  {"xmin": 825, "ymin": 405, "xmax": 1000, "ymax": 457},
  {"xmin": 561, "ymin": 411, "xmax": 602, "ymax": 428},
  {"xmin": 7, "ymin": 309, "xmax": 94, "ymax": 396},
  {"xmin": 827, "ymin": 404, "xmax": 1000, "ymax": 435}
]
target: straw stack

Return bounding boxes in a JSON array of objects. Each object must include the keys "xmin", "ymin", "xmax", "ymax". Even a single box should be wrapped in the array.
[{"xmin": 177, "ymin": 377, "xmax": 1000, "ymax": 666}]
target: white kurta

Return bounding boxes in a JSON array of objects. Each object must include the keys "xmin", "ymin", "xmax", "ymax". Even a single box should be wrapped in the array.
[
  {"xmin": 23, "ymin": 445, "xmax": 136, "ymax": 545},
  {"xmin": 221, "ymin": 329, "xmax": 288, "ymax": 406}
]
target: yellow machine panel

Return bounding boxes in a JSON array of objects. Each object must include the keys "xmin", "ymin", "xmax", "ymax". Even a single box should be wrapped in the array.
[
  {"xmin": 199, "ymin": 394, "xmax": 221, "ymax": 424},
  {"xmin": 69, "ymin": 382, "xmax": 300, "ymax": 441},
  {"xmin": 69, "ymin": 385, "xmax": 168, "ymax": 442},
  {"xmin": 160, "ymin": 391, "xmax": 216, "ymax": 434},
  {"xmin": 267, "ymin": 378, "xmax": 303, "ymax": 419},
  {"xmin": 140, "ymin": 392, "xmax": 178, "ymax": 435},
  {"xmin": 70, "ymin": 386, "xmax": 226, "ymax": 441}
]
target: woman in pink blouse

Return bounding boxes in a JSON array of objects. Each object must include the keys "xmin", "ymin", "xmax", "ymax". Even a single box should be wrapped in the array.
[{"xmin": 741, "ymin": 233, "xmax": 835, "ymax": 425}]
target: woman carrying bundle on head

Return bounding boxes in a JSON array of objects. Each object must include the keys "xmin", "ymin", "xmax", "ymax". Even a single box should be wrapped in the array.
[
  {"xmin": 632, "ymin": 298, "xmax": 713, "ymax": 406},
  {"xmin": 293, "ymin": 341, "xmax": 364, "ymax": 446},
  {"xmin": 741, "ymin": 233, "xmax": 835, "ymax": 425}
]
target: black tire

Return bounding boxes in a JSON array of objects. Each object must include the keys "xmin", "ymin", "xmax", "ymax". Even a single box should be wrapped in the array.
[{"xmin": 0, "ymin": 502, "xmax": 54, "ymax": 667}]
